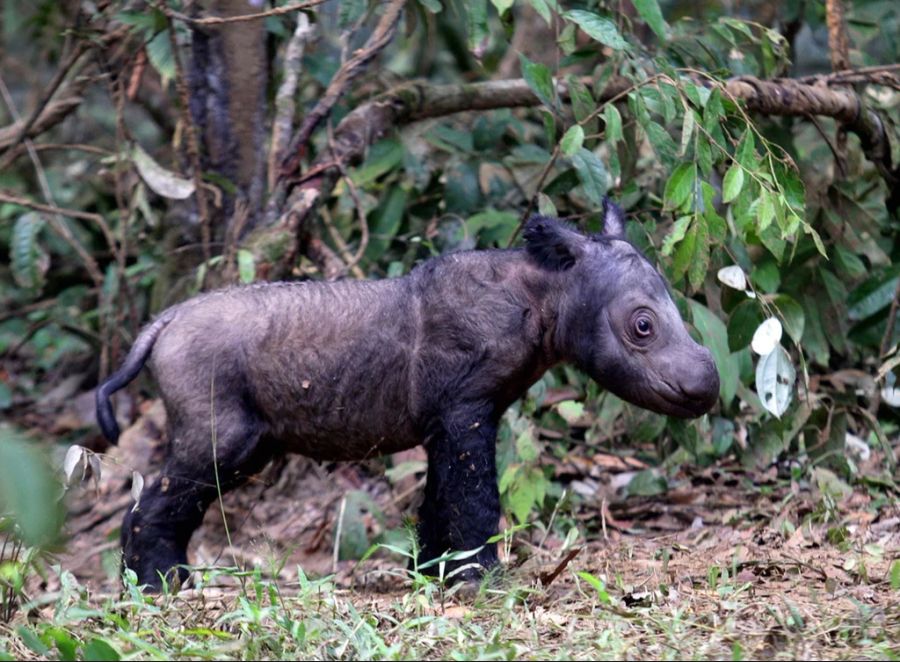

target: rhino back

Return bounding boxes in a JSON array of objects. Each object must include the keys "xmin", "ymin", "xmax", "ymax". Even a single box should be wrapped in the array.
[{"xmin": 150, "ymin": 279, "xmax": 420, "ymax": 461}]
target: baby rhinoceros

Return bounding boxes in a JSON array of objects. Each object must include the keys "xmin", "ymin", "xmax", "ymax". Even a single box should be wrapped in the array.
[{"xmin": 97, "ymin": 198, "xmax": 719, "ymax": 590}]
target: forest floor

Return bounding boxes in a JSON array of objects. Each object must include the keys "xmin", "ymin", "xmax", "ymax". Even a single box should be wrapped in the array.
[{"xmin": 2, "ymin": 398, "xmax": 899, "ymax": 660}]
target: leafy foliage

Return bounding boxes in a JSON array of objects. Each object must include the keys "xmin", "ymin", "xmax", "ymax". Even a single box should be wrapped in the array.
[{"xmin": 0, "ymin": 0, "xmax": 898, "ymax": 579}]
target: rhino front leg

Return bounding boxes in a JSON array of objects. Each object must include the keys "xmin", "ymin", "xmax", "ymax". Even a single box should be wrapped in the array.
[{"xmin": 417, "ymin": 406, "xmax": 500, "ymax": 582}]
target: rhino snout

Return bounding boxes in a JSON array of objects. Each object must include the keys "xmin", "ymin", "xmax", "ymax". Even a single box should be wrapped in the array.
[{"xmin": 673, "ymin": 348, "xmax": 719, "ymax": 416}]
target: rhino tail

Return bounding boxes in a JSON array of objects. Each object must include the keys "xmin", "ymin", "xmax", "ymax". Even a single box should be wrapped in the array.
[{"xmin": 96, "ymin": 309, "xmax": 176, "ymax": 444}]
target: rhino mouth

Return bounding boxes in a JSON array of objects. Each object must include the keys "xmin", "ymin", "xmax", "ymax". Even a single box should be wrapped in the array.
[{"xmin": 646, "ymin": 376, "xmax": 718, "ymax": 419}]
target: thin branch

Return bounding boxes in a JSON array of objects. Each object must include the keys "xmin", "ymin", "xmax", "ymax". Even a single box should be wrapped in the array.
[
  {"xmin": 797, "ymin": 63, "xmax": 900, "ymax": 85},
  {"xmin": 268, "ymin": 12, "xmax": 315, "ymax": 191},
  {"xmin": 0, "ymin": 190, "xmax": 117, "ymax": 249},
  {"xmin": 0, "ymin": 42, "xmax": 89, "ymax": 167},
  {"xmin": 280, "ymin": 0, "xmax": 406, "ymax": 178},
  {"xmin": 0, "ymin": 78, "xmax": 105, "ymax": 289},
  {"xmin": 164, "ymin": 9, "xmax": 212, "ymax": 284},
  {"xmin": 167, "ymin": 0, "xmax": 328, "ymax": 26},
  {"xmin": 870, "ymin": 278, "xmax": 900, "ymax": 415},
  {"xmin": 326, "ymin": 122, "xmax": 369, "ymax": 278},
  {"xmin": 0, "ymin": 94, "xmax": 85, "ymax": 151}
]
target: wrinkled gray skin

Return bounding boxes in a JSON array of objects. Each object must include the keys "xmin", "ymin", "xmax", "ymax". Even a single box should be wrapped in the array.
[{"xmin": 97, "ymin": 199, "xmax": 719, "ymax": 590}]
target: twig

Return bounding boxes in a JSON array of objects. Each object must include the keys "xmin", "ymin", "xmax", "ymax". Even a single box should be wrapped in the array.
[
  {"xmin": 538, "ymin": 547, "xmax": 582, "ymax": 587},
  {"xmin": 164, "ymin": 9, "xmax": 212, "ymax": 286},
  {"xmin": 326, "ymin": 122, "xmax": 369, "ymax": 278},
  {"xmin": 0, "ymin": 190, "xmax": 118, "ymax": 252},
  {"xmin": 0, "ymin": 94, "xmax": 85, "ymax": 151},
  {"xmin": 333, "ymin": 496, "xmax": 347, "ymax": 574},
  {"xmin": 869, "ymin": 277, "xmax": 900, "ymax": 416},
  {"xmin": 268, "ymin": 12, "xmax": 315, "ymax": 191},
  {"xmin": 807, "ymin": 113, "xmax": 847, "ymax": 178},
  {"xmin": 4, "ymin": 141, "xmax": 111, "ymax": 161},
  {"xmin": 167, "ymin": 0, "xmax": 328, "ymax": 27},
  {"xmin": 0, "ymin": 78, "xmax": 105, "ymax": 289},
  {"xmin": 321, "ymin": 208, "xmax": 365, "ymax": 279},
  {"xmin": 0, "ymin": 42, "xmax": 89, "ymax": 169},
  {"xmin": 280, "ymin": 0, "xmax": 406, "ymax": 178}
]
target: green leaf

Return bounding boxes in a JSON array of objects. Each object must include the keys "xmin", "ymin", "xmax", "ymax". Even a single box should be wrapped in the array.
[
  {"xmin": 556, "ymin": 400, "xmax": 585, "ymax": 425},
  {"xmin": 490, "ymin": 0, "xmax": 514, "ymax": 15},
  {"xmin": 722, "ymin": 165, "xmax": 744, "ymax": 203},
  {"xmin": 678, "ymin": 109, "xmax": 695, "ymax": 157},
  {"xmin": 672, "ymin": 220, "xmax": 697, "ymax": 281},
  {"xmin": 576, "ymin": 571, "xmax": 611, "ymax": 603},
  {"xmin": 560, "ymin": 125, "xmax": 584, "ymax": 156},
  {"xmin": 688, "ymin": 214, "xmax": 710, "ymax": 290},
  {"xmin": 644, "ymin": 121, "xmax": 678, "ymax": 163},
  {"xmin": 755, "ymin": 345, "xmax": 795, "ymax": 418},
  {"xmin": 466, "ymin": 0, "xmax": 489, "ymax": 53},
  {"xmin": 236, "ymin": 250, "xmax": 255, "ymax": 284},
  {"xmin": 0, "ymin": 430, "xmax": 62, "ymax": 547},
  {"xmin": 757, "ymin": 190, "xmax": 775, "ymax": 231},
  {"xmin": 626, "ymin": 469, "xmax": 668, "ymax": 497},
  {"xmin": 774, "ymin": 294, "xmax": 805, "ymax": 344},
  {"xmin": 527, "ymin": 0, "xmax": 553, "ymax": 24},
  {"xmin": 82, "ymin": 639, "xmax": 120, "ymax": 662},
  {"xmin": 690, "ymin": 301, "xmax": 740, "ymax": 407},
  {"xmin": 891, "ymin": 560, "xmax": 900, "ymax": 591},
  {"xmin": 564, "ymin": 10, "xmax": 628, "ymax": 50},
  {"xmin": 848, "ymin": 265, "xmax": 900, "ymax": 322},
  {"xmin": 339, "ymin": 0, "xmax": 367, "ymax": 27},
  {"xmin": 10, "ymin": 212, "xmax": 47, "ymax": 292},
  {"xmin": 515, "ymin": 429, "xmax": 540, "ymax": 463},
  {"xmin": 145, "ymin": 30, "xmax": 175, "ymax": 86},
  {"xmin": 364, "ymin": 186, "xmax": 408, "ymax": 261},
  {"xmin": 632, "ymin": 0, "xmax": 668, "ymax": 41},
  {"xmin": 664, "ymin": 163, "xmax": 696, "ymax": 211},
  {"xmin": 727, "ymin": 300, "xmax": 764, "ymax": 352},
  {"xmin": 603, "ymin": 104, "xmax": 622, "ymax": 143},
  {"xmin": 519, "ymin": 54, "xmax": 557, "ymax": 110},
  {"xmin": 661, "ymin": 216, "xmax": 691, "ymax": 256},
  {"xmin": 351, "ymin": 138, "xmax": 404, "ymax": 186},
  {"xmin": 508, "ymin": 472, "xmax": 537, "ymax": 523},
  {"xmin": 570, "ymin": 148, "xmax": 608, "ymax": 205},
  {"xmin": 567, "ymin": 76, "xmax": 597, "ymax": 135}
]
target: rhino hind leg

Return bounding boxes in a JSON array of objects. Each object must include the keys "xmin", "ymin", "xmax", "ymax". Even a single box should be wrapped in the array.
[{"xmin": 121, "ymin": 400, "xmax": 271, "ymax": 590}]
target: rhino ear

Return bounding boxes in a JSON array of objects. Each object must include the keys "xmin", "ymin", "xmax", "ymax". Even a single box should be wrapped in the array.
[
  {"xmin": 524, "ymin": 215, "xmax": 585, "ymax": 271},
  {"xmin": 600, "ymin": 198, "xmax": 627, "ymax": 238}
]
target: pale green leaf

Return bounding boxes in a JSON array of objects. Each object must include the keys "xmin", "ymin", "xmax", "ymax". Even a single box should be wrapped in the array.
[
  {"xmin": 560, "ymin": 125, "xmax": 585, "ymax": 156},
  {"xmin": 570, "ymin": 147, "xmax": 608, "ymax": 205},
  {"xmin": 520, "ymin": 54, "xmax": 557, "ymax": 110},
  {"xmin": 564, "ymin": 10, "xmax": 628, "ymax": 50},
  {"xmin": 755, "ymin": 345, "xmax": 795, "ymax": 418},
  {"xmin": 722, "ymin": 165, "xmax": 744, "ymax": 203},
  {"xmin": 632, "ymin": 0, "xmax": 668, "ymax": 41}
]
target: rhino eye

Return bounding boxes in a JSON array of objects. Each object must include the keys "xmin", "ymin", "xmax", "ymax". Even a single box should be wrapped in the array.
[{"xmin": 634, "ymin": 314, "xmax": 653, "ymax": 338}]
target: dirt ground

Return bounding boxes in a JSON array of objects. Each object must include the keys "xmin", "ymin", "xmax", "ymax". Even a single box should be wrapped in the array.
[{"xmin": 53, "ymin": 398, "xmax": 900, "ymax": 638}]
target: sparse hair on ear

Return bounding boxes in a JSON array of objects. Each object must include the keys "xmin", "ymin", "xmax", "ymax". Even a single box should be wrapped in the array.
[
  {"xmin": 523, "ymin": 215, "xmax": 586, "ymax": 271},
  {"xmin": 601, "ymin": 197, "xmax": 627, "ymax": 238}
]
